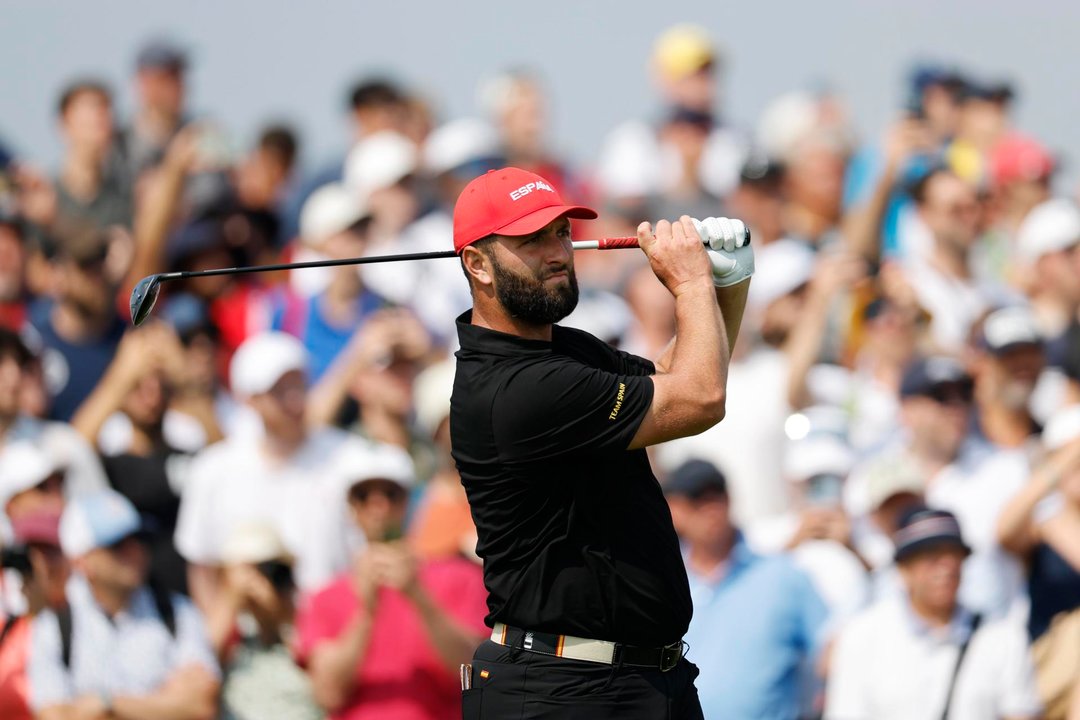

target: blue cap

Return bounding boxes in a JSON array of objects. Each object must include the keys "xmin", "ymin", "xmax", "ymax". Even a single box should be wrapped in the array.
[
  {"xmin": 664, "ymin": 459, "xmax": 727, "ymax": 499},
  {"xmin": 59, "ymin": 489, "xmax": 147, "ymax": 557},
  {"xmin": 900, "ymin": 356, "xmax": 972, "ymax": 399},
  {"xmin": 136, "ymin": 38, "xmax": 188, "ymax": 71},
  {"xmin": 894, "ymin": 506, "xmax": 971, "ymax": 562}
]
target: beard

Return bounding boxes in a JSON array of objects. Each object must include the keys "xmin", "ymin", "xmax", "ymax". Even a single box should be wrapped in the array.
[{"xmin": 489, "ymin": 254, "xmax": 579, "ymax": 325}]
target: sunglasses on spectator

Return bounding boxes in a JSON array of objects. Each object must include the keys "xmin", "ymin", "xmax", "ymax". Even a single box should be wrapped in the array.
[
  {"xmin": 927, "ymin": 382, "xmax": 973, "ymax": 405},
  {"xmin": 348, "ymin": 479, "xmax": 408, "ymax": 505}
]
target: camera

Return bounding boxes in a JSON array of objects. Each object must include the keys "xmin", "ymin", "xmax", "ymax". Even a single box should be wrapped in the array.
[
  {"xmin": 255, "ymin": 560, "xmax": 295, "ymax": 593},
  {"xmin": 0, "ymin": 544, "xmax": 32, "ymax": 575}
]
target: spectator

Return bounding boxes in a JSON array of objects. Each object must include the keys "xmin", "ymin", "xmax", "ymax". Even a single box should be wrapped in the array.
[
  {"xmin": 234, "ymin": 125, "xmax": 300, "ymax": 250},
  {"xmin": 71, "ymin": 323, "xmax": 196, "ymax": 596},
  {"xmin": 28, "ymin": 488, "xmax": 219, "ymax": 720},
  {"xmin": 0, "ymin": 329, "xmax": 107, "ymax": 497},
  {"xmin": 54, "ymin": 79, "xmax": 133, "ymax": 231},
  {"xmin": 26, "ymin": 225, "xmax": 126, "ymax": 422},
  {"xmin": 987, "ymin": 134, "xmax": 1054, "ymax": 247},
  {"xmin": 848, "ymin": 356, "xmax": 1029, "ymax": 616},
  {"xmin": 0, "ymin": 216, "xmax": 29, "ymax": 329},
  {"xmin": 296, "ymin": 442, "xmax": 487, "ymax": 720},
  {"xmin": 903, "ymin": 168, "xmax": 1010, "ymax": 351},
  {"xmin": 595, "ymin": 24, "xmax": 745, "ymax": 212},
  {"xmin": 970, "ymin": 305, "xmax": 1045, "ymax": 450},
  {"xmin": 825, "ymin": 507, "xmax": 1041, "ymax": 720},
  {"xmin": 1016, "ymin": 198, "xmax": 1080, "ymax": 340},
  {"xmin": 121, "ymin": 38, "xmax": 190, "ymax": 178},
  {"xmin": 210, "ymin": 523, "xmax": 322, "ymax": 720},
  {"xmin": 273, "ymin": 183, "xmax": 382, "ymax": 380},
  {"xmin": 664, "ymin": 459, "xmax": 827, "ymax": 720},
  {"xmin": 0, "ymin": 509, "xmax": 68, "ymax": 720},
  {"xmin": 174, "ymin": 332, "xmax": 373, "ymax": 611},
  {"xmin": 306, "ymin": 309, "xmax": 435, "ymax": 469},
  {"xmin": 997, "ymin": 404, "xmax": 1080, "ymax": 641}
]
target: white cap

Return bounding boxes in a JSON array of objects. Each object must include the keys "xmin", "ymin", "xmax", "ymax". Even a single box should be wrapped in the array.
[
  {"xmin": 221, "ymin": 521, "xmax": 293, "ymax": 565},
  {"xmin": 337, "ymin": 442, "xmax": 417, "ymax": 495},
  {"xmin": 757, "ymin": 91, "xmax": 819, "ymax": 163},
  {"xmin": 1044, "ymin": 404, "xmax": 1080, "ymax": 451},
  {"xmin": 229, "ymin": 332, "xmax": 308, "ymax": 398},
  {"xmin": 981, "ymin": 305, "xmax": 1043, "ymax": 353},
  {"xmin": 748, "ymin": 238, "xmax": 816, "ymax": 310},
  {"xmin": 413, "ymin": 358, "xmax": 456, "ymax": 439},
  {"xmin": 1017, "ymin": 198, "xmax": 1080, "ymax": 263},
  {"xmin": 864, "ymin": 455, "xmax": 925, "ymax": 511},
  {"xmin": 344, "ymin": 130, "xmax": 418, "ymax": 195},
  {"xmin": 299, "ymin": 183, "xmax": 371, "ymax": 246},
  {"xmin": 422, "ymin": 118, "xmax": 500, "ymax": 177},
  {"xmin": 784, "ymin": 436, "xmax": 855, "ymax": 482},
  {"xmin": 0, "ymin": 442, "xmax": 58, "ymax": 509}
]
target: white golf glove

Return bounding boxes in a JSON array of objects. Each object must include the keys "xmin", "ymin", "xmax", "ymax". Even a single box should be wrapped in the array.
[{"xmin": 692, "ymin": 216, "xmax": 755, "ymax": 288}]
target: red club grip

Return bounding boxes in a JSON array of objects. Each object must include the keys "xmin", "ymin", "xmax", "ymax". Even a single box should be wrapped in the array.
[{"xmin": 597, "ymin": 236, "xmax": 640, "ymax": 250}]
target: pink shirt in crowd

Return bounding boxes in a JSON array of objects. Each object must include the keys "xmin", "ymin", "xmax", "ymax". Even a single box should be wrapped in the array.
[{"xmin": 295, "ymin": 557, "xmax": 488, "ymax": 720}]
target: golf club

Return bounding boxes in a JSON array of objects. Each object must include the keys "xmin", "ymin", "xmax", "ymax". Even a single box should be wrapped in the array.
[{"xmin": 129, "ymin": 229, "xmax": 748, "ymax": 326}]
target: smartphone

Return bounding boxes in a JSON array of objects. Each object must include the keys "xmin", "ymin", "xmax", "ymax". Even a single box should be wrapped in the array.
[{"xmin": 805, "ymin": 473, "xmax": 845, "ymax": 508}]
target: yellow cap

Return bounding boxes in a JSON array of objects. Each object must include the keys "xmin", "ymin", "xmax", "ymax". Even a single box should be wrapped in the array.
[{"xmin": 653, "ymin": 24, "xmax": 716, "ymax": 80}]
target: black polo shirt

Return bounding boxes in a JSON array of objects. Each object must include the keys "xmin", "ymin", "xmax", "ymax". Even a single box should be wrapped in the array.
[{"xmin": 450, "ymin": 311, "xmax": 692, "ymax": 647}]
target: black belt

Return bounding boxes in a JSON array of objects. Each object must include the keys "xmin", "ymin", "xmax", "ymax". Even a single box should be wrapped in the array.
[{"xmin": 490, "ymin": 622, "xmax": 685, "ymax": 672}]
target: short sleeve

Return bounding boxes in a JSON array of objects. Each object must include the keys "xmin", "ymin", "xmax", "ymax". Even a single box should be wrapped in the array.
[
  {"xmin": 491, "ymin": 357, "xmax": 654, "ymax": 463},
  {"xmin": 170, "ymin": 596, "xmax": 221, "ymax": 680},
  {"xmin": 27, "ymin": 611, "xmax": 74, "ymax": 710}
]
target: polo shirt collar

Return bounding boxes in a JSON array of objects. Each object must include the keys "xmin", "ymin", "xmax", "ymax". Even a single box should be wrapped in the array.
[
  {"xmin": 455, "ymin": 310, "xmax": 554, "ymax": 358},
  {"xmin": 685, "ymin": 531, "xmax": 757, "ymax": 588},
  {"xmin": 900, "ymin": 593, "xmax": 976, "ymax": 645}
]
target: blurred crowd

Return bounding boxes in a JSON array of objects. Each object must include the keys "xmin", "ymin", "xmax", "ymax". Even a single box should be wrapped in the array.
[{"xmin": 0, "ymin": 22, "xmax": 1079, "ymax": 720}]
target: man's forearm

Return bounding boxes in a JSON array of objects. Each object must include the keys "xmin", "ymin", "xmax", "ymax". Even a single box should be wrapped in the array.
[{"xmin": 309, "ymin": 611, "xmax": 375, "ymax": 712}]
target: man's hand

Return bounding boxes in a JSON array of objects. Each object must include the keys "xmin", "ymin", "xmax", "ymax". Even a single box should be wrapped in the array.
[
  {"xmin": 637, "ymin": 216, "xmax": 713, "ymax": 297},
  {"xmin": 370, "ymin": 542, "xmax": 421, "ymax": 599},
  {"xmin": 691, "ymin": 216, "xmax": 754, "ymax": 288}
]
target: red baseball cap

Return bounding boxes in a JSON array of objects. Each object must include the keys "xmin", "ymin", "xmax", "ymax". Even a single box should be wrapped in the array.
[
  {"xmin": 990, "ymin": 134, "xmax": 1054, "ymax": 188},
  {"xmin": 452, "ymin": 167, "xmax": 597, "ymax": 254}
]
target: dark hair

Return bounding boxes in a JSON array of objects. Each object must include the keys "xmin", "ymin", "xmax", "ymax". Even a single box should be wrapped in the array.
[
  {"xmin": 908, "ymin": 165, "xmax": 953, "ymax": 206},
  {"xmin": 56, "ymin": 79, "xmax": 112, "ymax": 117},
  {"xmin": 348, "ymin": 79, "xmax": 406, "ymax": 112},
  {"xmin": 0, "ymin": 328, "xmax": 32, "ymax": 368},
  {"xmin": 258, "ymin": 125, "xmax": 298, "ymax": 173}
]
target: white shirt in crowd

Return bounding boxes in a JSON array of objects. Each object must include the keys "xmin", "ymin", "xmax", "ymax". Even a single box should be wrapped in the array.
[
  {"xmin": 845, "ymin": 440, "xmax": 1029, "ymax": 617},
  {"xmin": 174, "ymin": 428, "xmax": 371, "ymax": 592},
  {"xmin": 825, "ymin": 597, "xmax": 1042, "ymax": 720},
  {"xmin": 28, "ymin": 574, "xmax": 219, "ymax": 710},
  {"xmin": 658, "ymin": 348, "xmax": 793, "ymax": 526},
  {"xmin": 904, "ymin": 258, "xmax": 1015, "ymax": 353}
]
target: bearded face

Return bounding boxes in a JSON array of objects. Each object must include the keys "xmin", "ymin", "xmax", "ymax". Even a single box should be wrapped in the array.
[{"xmin": 485, "ymin": 245, "xmax": 579, "ymax": 325}]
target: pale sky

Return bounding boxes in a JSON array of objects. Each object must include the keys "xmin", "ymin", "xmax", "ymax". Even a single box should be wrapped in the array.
[{"xmin": 1, "ymin": 0, "xmax": 1076, "ymax": 187}]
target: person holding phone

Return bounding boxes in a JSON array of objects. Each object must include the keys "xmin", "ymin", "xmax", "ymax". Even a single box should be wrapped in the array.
[{"xmin": 295, "ymin": 442, "xmax": 488, "ymax": 720}]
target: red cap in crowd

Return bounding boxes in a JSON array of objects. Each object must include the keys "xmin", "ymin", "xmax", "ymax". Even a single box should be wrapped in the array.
[
  {"xmin": 990, "ymin": 134, "xmax": 1054, "ymax": 188},
  {"xmin": 452, "ymin": 167, "xmax": 597, "ymax": 254}
]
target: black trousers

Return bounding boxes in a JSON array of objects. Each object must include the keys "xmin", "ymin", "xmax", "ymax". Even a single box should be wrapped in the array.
[{"xmin": 462, "ymin": 640, "xmax": 705, "ymax": 719}]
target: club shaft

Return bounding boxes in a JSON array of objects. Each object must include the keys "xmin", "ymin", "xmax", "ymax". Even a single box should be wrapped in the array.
[{"xmin": 159, "ymin": 238, "xmax": 640, "ymax": 282}]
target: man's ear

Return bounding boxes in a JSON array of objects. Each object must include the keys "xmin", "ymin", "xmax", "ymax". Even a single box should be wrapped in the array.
[{"xmin": 462, "ymin": 245, "xmax": 494, "ymax": 287}]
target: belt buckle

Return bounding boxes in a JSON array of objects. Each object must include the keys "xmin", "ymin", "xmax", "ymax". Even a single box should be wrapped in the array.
[{"xmin": 660, "ymin": 642, "xmax": 681, "ymax": 672}]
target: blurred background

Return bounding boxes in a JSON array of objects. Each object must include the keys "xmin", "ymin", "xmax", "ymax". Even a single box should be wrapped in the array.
[{"xmin": 2, "ymin": 3, "xmax": 1080, "ymax": 720}]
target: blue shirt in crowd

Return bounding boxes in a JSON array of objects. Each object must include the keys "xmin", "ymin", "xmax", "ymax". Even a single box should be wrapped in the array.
[
  {"xmin": 684, "ymin": 535, "xmax": 828, "ymax": 720},
  {"xmin": 270, "ymin": 289, "xmax": 385, "ymax": 382}
]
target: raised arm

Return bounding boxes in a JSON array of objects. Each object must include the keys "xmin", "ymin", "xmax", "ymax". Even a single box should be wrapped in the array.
[{"xmin": 630, "ymin": 216, "xmax": 751, "ymax": 449}]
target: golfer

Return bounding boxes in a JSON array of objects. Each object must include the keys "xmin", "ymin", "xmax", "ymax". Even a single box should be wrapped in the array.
[{"xmin": 450, "ymin": 167, "xmax": 752, "ymax": 718}]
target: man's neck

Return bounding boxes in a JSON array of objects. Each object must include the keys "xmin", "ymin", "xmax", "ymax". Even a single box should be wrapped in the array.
[
  {"xmin": 135, "ymin": 107, "xmax": 179, "ymax": 143},
  {"xmin": 930, "ymin": 241, "xmax": 970, "ymax": 280},
  {"xmin": 909, "ymin": 440, "xmax": 957, "ymax": 480},
  {"xmin": 909, "ymin": 596, "xmax": 956, "ymax": 629},
  {"xmin": 686, "ymin": 533, "xmax": 736, "ymax": 579},
  {"xmin": 262, "ymin": 430, "xmax": 306, "ymax": 459},
  {"xmin": 60, "ymin": 152, "xmax": 104, "ymax": 201},
  {"xmin": 470, "ymin": 301, "xmax": 552, "ymax": 342},
  {"xmin": 89, "ymin": 581, "xmax": 134, "ymax": 619}
]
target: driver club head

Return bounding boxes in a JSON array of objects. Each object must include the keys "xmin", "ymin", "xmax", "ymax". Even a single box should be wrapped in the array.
[{"xmin": 129, "ymin": 275, "xmax": 163, "ymax": 326}]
